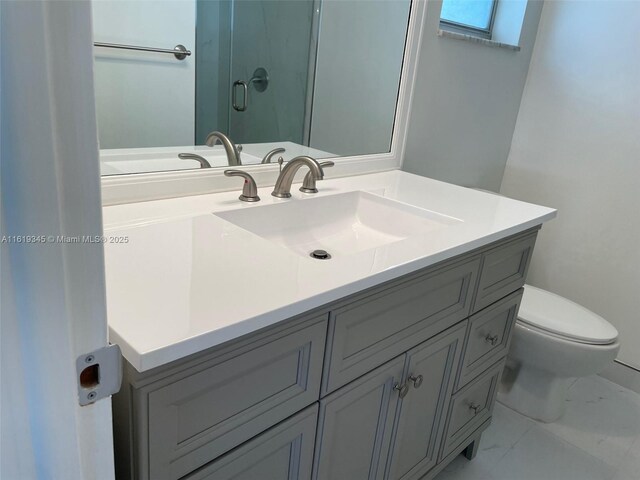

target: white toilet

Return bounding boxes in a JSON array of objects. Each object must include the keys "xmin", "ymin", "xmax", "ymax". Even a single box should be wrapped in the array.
[{"xmin": 498, "ymin": 284, "xmax": 619, "ymax": 422}]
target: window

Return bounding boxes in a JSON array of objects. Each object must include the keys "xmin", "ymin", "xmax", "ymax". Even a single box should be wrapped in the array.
[{"xmin": 440, "ymin": 0, "xmax": 497, "ymax": 38}]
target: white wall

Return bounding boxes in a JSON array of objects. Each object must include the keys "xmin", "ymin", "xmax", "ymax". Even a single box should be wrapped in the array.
[
  {"xmin": 310, "ymin": 0, "xmax": 411, "ymax": 156},
  {"xmin": 92, "ymin": 0, "xmax": 196, "ymax": 149},
  {"xmin": 402, "ymin": 0, "xmax": 543, "ymax": 191},
  {"xmin": 501, "ymin": 1, "xmax": 640, "ymax": 368}
]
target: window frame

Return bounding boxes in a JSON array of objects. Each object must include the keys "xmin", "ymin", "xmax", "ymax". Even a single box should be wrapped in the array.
[{"xmin": 439, "ymin": 0, "xmax": 499, "ymax": 40}]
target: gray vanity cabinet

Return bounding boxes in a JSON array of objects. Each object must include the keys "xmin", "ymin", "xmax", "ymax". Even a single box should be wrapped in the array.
[{"xmin": 113, "ymin": 227, "xmax": 539, "ymax": 480}]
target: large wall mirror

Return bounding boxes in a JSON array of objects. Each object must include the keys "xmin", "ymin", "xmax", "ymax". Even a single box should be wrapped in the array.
[{"xmin": 92, "ymin": 0, "xmax": 412, "ymax": 176}]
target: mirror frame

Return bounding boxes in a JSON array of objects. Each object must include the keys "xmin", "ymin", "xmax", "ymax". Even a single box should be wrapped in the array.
[{"xmin": 100, "ymin": 0, "xmax": 427, "ymax": 206}]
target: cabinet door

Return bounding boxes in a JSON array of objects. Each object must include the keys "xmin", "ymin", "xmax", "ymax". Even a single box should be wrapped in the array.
[
  {"xmin": 184, "ymin": 405, "xmax": 318, "ymax": 480},
  {"xmin": 313, "ymin": 357, "xmax": 405, "ymax": 480},
  {"xmin": 386, "ymin": 323, "xmax": 467, "ymax": 480}
]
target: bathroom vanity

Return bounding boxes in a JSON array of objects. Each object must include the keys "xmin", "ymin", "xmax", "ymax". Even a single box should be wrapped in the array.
[{"xmin": 105, "ymin": 171, "xmax": 555, "ymax": 480}]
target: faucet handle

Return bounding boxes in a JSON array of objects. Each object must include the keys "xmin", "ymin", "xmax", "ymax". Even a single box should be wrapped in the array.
[
  {"xmin": 224, "ymin": 170, "xmax": 260, "ymax": 202},
  {"xmin": 261, "ymin": 147, "xmax": 286, "ymax": 164},
  {"xmin": 300, "ymin": 161, "xmax": 333, "ymax": 193},
  {"xmin": 178, "ymin": 153, "xmax": 211, "ymax": 169},
  {"xmin": 236, "ymin": 144, "xmax": 243, "ymax": 163}
]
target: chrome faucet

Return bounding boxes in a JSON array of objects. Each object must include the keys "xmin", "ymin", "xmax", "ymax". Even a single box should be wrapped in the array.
[
  {"xmin": 301, "ymin": 161, "xmax": 334, "ymax": 193},
  {"xmin": 261, "ymin": 147, "xmax": 285, "ymax": 164},
  {"xmin": 272, "ymin": 156, "xmax": 324, "ymax": 198},
  {"xmin": 205, "ymin": 131, "xmax": 242, "ymax": 166},
  {"xmin": 178, "ymin": 153, "xmax": 211, "ymax": 168}
]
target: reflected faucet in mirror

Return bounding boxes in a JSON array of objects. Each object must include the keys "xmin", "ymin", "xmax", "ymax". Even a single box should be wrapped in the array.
[
  {"xmin": 261, "ymin": 147, "xmax": 286, "ymax": 164},
  {"xmin": 178, "ymin": 153, "xmax": 211, "ymax": 169},
  {"xmin": 205, "ymin": 131, "xmax": 242, "ymax": 166}
]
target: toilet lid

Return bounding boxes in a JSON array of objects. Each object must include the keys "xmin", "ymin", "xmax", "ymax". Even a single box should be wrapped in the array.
[{"xmin": 518, "ymin": 285, "xmax": 618, "ymax": 345}]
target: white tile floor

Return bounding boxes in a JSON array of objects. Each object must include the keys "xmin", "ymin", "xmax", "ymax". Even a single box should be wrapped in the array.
[{"xmin": 435, "ymin": 375, "xmax": 640, "ymax": 480}]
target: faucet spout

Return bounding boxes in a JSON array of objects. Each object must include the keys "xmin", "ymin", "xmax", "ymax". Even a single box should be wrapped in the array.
[
  {"xmin": 205, "ymin": 131, "xmax": 242, "ymax": 166},
  {"xmin": 272, "ymin": 156, "xmax": 324, "ymax": 198}
]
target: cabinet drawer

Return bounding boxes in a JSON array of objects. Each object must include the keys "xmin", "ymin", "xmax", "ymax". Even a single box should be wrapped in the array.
[
  {"xmin": 456, "ymin": 290, "xmax": 522, "ymax": 389},
  {"xmin": 472, "ymin": 232, "xmax": 536, "ymax": 313},
  {"xmin": 184, "ymin": 405, "xmax": 318, "ymax": 480},
  {"xmin": 147, "ymin": 317, "xmax": 327, "ymax": 480},
  {"xmin": 323, "ymin": 258, "xmax": 480, "ymax": 394},
  {"xmin": 439, "ymin": 359, "xmax": 504, "ymax": 461}
]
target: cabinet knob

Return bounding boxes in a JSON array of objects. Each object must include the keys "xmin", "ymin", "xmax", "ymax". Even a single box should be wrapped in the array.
[
  {"xmin": 469, "ymin": 403, "xmax": 481, "ymax": 414},
  {"xmin": 408, "ymin": 374, "xmax": 423, "ymax": 389},
  {"xmin": 394, "ymin": 383, "xmax": 409, "ymax": 399},
  {"xmin": 485, "ymin": 334, "xmax": 499, "ymax": 346}
]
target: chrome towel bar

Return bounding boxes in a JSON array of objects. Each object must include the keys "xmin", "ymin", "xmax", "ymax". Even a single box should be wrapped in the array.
[{"xmin": 93, "ymin": 42, "xmax": 191, "ymax": 60}]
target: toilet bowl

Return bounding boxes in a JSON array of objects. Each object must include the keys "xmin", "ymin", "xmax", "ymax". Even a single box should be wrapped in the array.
[{"xmin": 498, "ymin": 285, "xmax": 619, "ymax": 423}]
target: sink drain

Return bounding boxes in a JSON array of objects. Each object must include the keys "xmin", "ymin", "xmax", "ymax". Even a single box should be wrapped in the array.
[{"xmin": 310, "ymin": 249, "xmax": 331, "ymax": 260}]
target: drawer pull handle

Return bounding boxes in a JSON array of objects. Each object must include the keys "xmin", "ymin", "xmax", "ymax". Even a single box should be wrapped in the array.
[
  {"xmin": 485, "ymin": 334, "xmax": 499, "ymax": 346},
  {"xmin": 469, "ymin": 403, "xmax": 481, "ymax": 414},
  {"xmin": 408, "ymin": 374, "xmax": 423, "ymax": 389},
  {"xmin": 394, "ymin": 383, "xmax": 409, "ymax": 399}
]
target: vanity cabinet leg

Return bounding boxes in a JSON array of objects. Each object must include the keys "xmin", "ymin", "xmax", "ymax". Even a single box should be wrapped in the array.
[{"xmin": 463, "ymin": 435, "xmax": 481, "ymax": 460}]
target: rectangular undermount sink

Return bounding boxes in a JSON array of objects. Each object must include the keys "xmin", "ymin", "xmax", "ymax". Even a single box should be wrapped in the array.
[{"xmin": 215, "ymin": 191, "xmax": 462, "ymax": 259}]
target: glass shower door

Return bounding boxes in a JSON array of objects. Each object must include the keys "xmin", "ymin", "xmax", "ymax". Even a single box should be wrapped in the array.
[{"xmin": 228, "ymin": 0, "xmax": 315, "ymax": 145}]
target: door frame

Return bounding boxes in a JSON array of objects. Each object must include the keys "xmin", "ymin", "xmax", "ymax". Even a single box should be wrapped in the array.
[{"xmin": 1, "ymin": 2, "xmax": 115, "ymax": 478}]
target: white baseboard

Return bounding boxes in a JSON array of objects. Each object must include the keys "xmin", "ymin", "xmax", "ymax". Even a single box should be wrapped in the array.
[{"xmin": 599, "ymin": 360, "xmax": 640, "ymax": 394}]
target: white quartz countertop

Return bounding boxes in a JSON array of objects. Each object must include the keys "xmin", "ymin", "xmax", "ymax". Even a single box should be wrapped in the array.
[{"xmin": 103, "ymin": 170, "xmax": 556, "ymax": 371}]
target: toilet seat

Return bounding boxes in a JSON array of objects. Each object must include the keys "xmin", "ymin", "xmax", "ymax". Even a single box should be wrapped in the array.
[{"xmin": 517, "ymin": 285, "xmax": 618, "ymax": 345}]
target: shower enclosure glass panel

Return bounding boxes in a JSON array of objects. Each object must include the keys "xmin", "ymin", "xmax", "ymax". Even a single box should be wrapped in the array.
[
  {"xmin": 196, "ymin": 0, "xmax": 315, "ymax": 145},
  {"xmin": 229, "ymin": 0, "xmax": 314, "ymax": 144}
]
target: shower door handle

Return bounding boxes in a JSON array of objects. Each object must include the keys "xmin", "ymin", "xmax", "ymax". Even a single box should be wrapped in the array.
[
  {"xmin": 232, "ymin": 68, "xmax": 269, "ymax": 112},
  {"xmin": 232, "ymin": 80, "xmax": 248, "ymax": 112}
]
